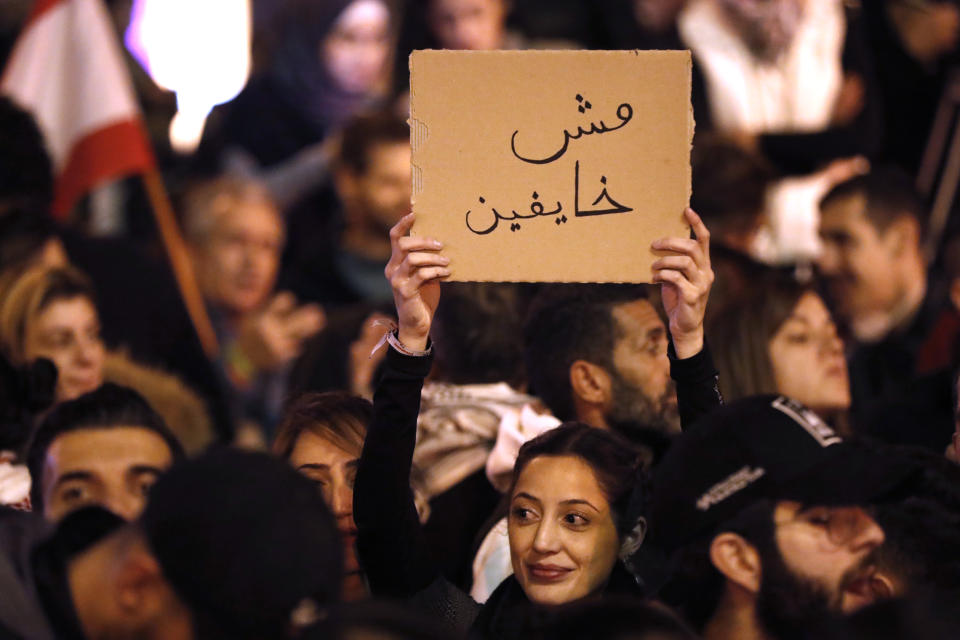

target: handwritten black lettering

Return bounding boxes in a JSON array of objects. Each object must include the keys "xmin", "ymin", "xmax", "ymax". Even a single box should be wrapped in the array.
[
  {"xmin": 573, "ymin": 161, "xmax": 633, "ymax": 217},
  {"xmin": 529, "ymin": 191, "xmax": 562, "ymax": 218},
  {"xmin": 465, "ymin": 196, "xmax": 501, "ymax": 235},
  {"xmin": 465, "ymin": 191, "xmax": 564, "ymax": 236},
  {"xmin": 511, "ymin": 101, "xmax": 634, "ymax": 165}
]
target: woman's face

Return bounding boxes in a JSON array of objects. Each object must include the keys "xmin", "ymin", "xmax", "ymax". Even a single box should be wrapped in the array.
[
  {"xmin": 323, "ymin": 0, "xmax": 391, "ymax": 95},
  {"xmin": 23, "ymin": 296, "xmax": 104, "ymax": 402},
  {"xmin": 768, "ymin": 292, "xmax": 850, "ymax": 413},
  {"xmin": 508, "ymin": 455, "xmax": 620, "ymax": 605},
  {"xmin": 289, "ymin": 428, "xmax": 365, "ymax": 600},
  {"xmin": 428, "ymin": 0, "xmax": 507, "ymax": 51}
]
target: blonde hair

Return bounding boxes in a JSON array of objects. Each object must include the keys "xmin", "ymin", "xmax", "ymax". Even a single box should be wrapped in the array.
[{"xmin": 0, "ymin": 265, "xmax": 96, "ymax": 364}]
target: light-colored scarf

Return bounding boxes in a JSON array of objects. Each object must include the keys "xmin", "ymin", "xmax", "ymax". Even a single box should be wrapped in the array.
[{"xmin": 718, "ymin": 0, "xmax": 804, "ymax": 62}]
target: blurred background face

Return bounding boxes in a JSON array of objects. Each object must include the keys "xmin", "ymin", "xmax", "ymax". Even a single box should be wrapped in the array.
[
  {"xmin": 289, "ymin": 427, "xmax": 365, "ymax": 600},
  {"xmin": 818, "ymin": 193, "xmax": 902, "ymax": 329},
  {"xmin": 508, "ymin": 455, "xmax": 620, "ymax": 606},
  {"xmin": 323, "ymin": 0, "xmax": 392, "ymax": 95},
  {"xmin": 41, "ymin": 426, "xmax": 173, "ymax": 521},
  {"xmin": 633, "ymin": 0, "xmax": 687, "ymax": 31},
  {"xmin": 889, "ymin": 0, "xmax": 960, "ymax": 62},
  {"xmin": 193, "ymin": 200, "xmax": 283, "ymax": 316},
  {"xmin": 347, "ymin": 141, "xmax": 412, "ymax": 233},
  {"xmin": 23, "ymin": 296, "xmax": 104, "ymax": 402},
  {"xmin": 767, "ymin": 292, "xmax": 850, "ymax": 414},
  {"xmin": 429, "ymin": 0, "xmax": 507, "ymax": 50}
]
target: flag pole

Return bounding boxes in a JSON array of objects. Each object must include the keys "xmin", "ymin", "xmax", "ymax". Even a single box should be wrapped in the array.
[
  {"xmin": 140, "ymin": 167, "xmax": 220, "ymax": 359},
  {"xmin": 1, "ymin": 0, "xmax": 218, "ymax": 358}
]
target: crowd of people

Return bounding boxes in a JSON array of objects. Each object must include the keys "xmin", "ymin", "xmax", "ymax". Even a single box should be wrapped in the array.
[{"xmin": 2, "ymin": 0, "xmax": 960, "ymax": 638}]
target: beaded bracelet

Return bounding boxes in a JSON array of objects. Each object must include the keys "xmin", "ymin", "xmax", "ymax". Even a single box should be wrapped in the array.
[{"xmin": 370, "ymin": 319, "xmax": 433, "ymax": 358}]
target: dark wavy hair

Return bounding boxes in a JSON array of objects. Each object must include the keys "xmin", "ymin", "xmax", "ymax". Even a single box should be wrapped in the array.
[{"xmin": 510, "ymin": 422, "xmax": 644, "ymax": 537}]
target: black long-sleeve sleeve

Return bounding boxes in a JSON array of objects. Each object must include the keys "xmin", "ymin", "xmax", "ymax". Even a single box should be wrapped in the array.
[
  {"xmin": 354, "ymin": 346, "xmax": 481, "ymax": 635},
  {"xmin": 669, "ymin": 341, "xmax": 723, "ymax": 431},
  {"xmin": 354, "ymin": 346, "xmax": 437, "ymax": 597}
]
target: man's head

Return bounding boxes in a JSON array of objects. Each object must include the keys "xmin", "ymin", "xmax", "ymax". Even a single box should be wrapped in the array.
[
  {"xmin": 652, "ymin": 396, "xmax": 919, "ymax": 637},
  {"xmin": 26, "ymin": 383, "xmax": 184, "ymax": 521},
  {"xmin": 333, "ymin": 111, "xmax": 411, "ymax": 236},
  {"xmin": 183, "ymin": 177, "xmax": 284, "ymax": 316},
  {"xmin": 664, "ymin": 498, "xmax": 885, "ymax": 639},
  {"xmin": 65, "ymin": 448, "xmax": 342, "ymax": 640},
  {"xmin": 524, "ymin": 284, "xmax": 678, "ymax": 443},
  {"xmin": 818, "ymin": 169, "xmax": 926, "ymax": 340}
]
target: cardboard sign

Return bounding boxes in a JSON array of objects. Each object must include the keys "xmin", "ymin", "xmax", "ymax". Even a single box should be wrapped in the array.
[{"xmin": 409, "ymin": 49, "xmax": 693, "ymax": 283}]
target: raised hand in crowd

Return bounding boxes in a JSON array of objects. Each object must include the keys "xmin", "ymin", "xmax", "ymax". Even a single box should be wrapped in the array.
[
  {"xmin": 347, "ymin": 311, "xmax": 394, "ymax": 399},
  {"xmin": 651, "ymin": 207, "xmax": 714, "ymax": 359},
  {"xmin": 236, "ymin": 292, "xmax": 325, "ymax": 372},
  {"xmin": 384, "ymin": 213, "xmax": 450, "ymax": 350}
]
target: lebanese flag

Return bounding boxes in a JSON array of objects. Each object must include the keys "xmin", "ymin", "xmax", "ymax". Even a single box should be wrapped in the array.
[{"xmin": 1, "ymin": 0, "xmax": 155, "ymax": 218}]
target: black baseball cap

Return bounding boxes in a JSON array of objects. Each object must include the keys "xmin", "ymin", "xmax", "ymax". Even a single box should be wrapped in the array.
[
  {"xmin": 649, "ymin": 395, "xmax": 920, "ymax": 553},
  {"xmin": 140, "ymin": 447, "xmax": 342, "ymax": 639}
]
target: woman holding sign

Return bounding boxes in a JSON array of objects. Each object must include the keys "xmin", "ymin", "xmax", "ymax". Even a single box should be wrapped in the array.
[{"xmin": 354, "ymin": 209, "xmax": 715, "ymax": 636}]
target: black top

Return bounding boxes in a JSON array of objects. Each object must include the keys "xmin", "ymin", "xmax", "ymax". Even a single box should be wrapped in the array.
[
  {"xmin": 669, "ymin": 340, "xmax": 723, "ymax": 432},
  {"xmin": 862, "ymin": 1, "xmax": 960, "ymax": 174},
  {"xmin": 354, "ymin": 342, "xmax": 722, "ymax": 637},
  {"xmin": 848, "ymin": 287, "xmax": 956, "ymax": 450}
]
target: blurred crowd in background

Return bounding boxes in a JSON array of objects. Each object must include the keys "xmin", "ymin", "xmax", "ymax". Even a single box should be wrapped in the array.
[{"xmin": 2, "ymin": 0, "xmax": 960, "ymax": 639}]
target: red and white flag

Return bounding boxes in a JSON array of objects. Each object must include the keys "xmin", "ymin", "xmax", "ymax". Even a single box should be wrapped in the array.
[{"xmin": 1, "ymin": 0, "xmax": 155, "ymax": 218}]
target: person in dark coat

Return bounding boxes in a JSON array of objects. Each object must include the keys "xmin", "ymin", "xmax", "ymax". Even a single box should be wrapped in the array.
[{"xmin": 353, "ymin": 209, "xmax": 717, "ymax": 637}]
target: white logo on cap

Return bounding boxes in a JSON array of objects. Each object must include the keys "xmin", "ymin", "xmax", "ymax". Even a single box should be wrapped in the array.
[
  {"xmin": 771, "ymin": 397, "xmax": 842, "ymax": 447},
  {"xmin": 696, "ymin": 466, "xmax": 766, "ymax": 511}
]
